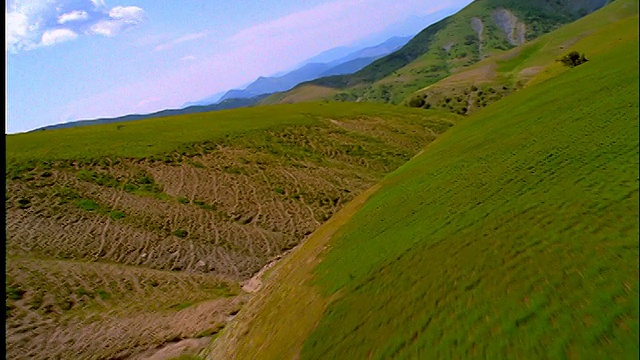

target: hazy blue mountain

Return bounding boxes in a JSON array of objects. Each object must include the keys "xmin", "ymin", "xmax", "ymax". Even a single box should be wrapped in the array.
[
  {"xmin": 34, "ymin": 94, "xmax": 270, "ymax": 132},
  {"xmin": 301, "ymin": 46, "xmax": 358, "ymax": 66},
  {"xmin": 181, "ymin": 91, "xmax": 225, "ymax": 107},
  {"xmin": 331, "ymin": 36, "xmax": 411, "ymax": 64},
  {"xmin": 217, "ymin": 36, "xmax": 411, "ymax": 102},
  {"xmin": 318, "ymin": 57, "xmax": 379, "ymax": 77}
]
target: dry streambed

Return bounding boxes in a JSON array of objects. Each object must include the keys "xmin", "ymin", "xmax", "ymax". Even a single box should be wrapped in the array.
[{"xmin": 5, "ymin": 114, "xmax": 455, "ymax": 359}]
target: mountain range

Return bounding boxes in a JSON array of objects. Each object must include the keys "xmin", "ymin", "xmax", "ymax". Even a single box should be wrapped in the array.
[
  {"xmin": 36, "ymin": 36, "xmax": 412, "ymax": 131},
  {"xmin": 210, "ymin": 36, "xmax": 411, "ymax": 103}
]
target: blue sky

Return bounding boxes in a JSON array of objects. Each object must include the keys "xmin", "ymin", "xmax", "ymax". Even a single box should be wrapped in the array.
[{"xmin": 6, "ymin": 0, "xmax": 472, "ymax": 134}]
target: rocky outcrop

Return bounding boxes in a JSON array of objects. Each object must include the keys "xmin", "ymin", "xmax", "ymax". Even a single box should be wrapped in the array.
[
  {"xmin": 443, "ymin": 41, "xmax": 454, "ymax": 53},
  {"xmin": 492, "ymin": 8, "xmax": 526, "ymax": 46},
  {"xmin": 470, "ymin": 17, "xmax": 484, "ymax": 55}
]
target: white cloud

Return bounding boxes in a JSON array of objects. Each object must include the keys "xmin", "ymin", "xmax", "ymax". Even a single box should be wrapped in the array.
[
  {"xmin": 6, "ymin": 1, "xmax": 145, "ymax": 51},
  {"xmin": 6, "ymin": 10, "xmax": 33, "ymax": 52},
  {"xmin": 90, "ymin": 0, "xmax": 106, "ymax": 8},
  {"xmin": 41, "ymin": 28, "xmax": 78, "ymax": 46},
  {"xmin": 137, "ymin": 97, "xmax": 160, "ymax": 108},
  {"xmin": 155, "ymin": 32, "xmax": 207, "ymax": 51},
  {"xmin": 91, "ymin": 6, "xmax": 145, "ymax": 37},
  {"xmin": 109, "ymin": 6, "xmax": 144, "ymax": 24},
  {"xmin": 180, "ymin": 55, "xmax": 196, "ymax": 61},
  {"xmin": 58, "ymin": 10, "xmax": 89, "ymax": 24},
  {"xmin": 89, "ymin": 20, "xmax": 120, "ymax": 36}
]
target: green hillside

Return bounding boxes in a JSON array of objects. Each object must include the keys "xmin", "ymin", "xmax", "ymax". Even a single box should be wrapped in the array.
[
  {"xmin": 405, "ymin": 0, "xmax": 638, "ymax": 115},
  {"xmin": 270, "ymin": 0, "xmax": 609, "ymax": 106},
  {"xmin": 206, "ymin": 4, "xmax": 638, "ymax": 359}
]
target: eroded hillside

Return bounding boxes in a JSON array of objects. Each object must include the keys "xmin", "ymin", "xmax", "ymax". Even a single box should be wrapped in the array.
[{"xmin": 5, "ymin": 103, "xmax": 459, "ymax": 359}]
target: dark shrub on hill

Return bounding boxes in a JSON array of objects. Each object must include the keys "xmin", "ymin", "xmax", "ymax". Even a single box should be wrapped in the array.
[
  {"xmin": 557, "ymin": 51, "xmax": 589, "ymax": 67},
  {"xmin": 408, "ymin": 96, "xmax": 426, "ymax": 108}
]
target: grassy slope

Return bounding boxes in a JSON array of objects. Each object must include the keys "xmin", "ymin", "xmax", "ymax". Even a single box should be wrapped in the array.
[
  {"xmin": 7, "ymin": 102, "xmax": 455, "ymax": 163},
  {"xmin": 406, "ymin": 0, "xmax": 638, "ymax": 114},
  {"xmin": 207, "ymin": 9, "xmax": 638, "ymax": 359},
  {"xmin": 268, "ymin": 0, "xmax": 608, "ymax": 106}
]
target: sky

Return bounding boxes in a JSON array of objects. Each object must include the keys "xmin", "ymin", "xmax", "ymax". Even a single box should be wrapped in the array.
[{"xmin": 6, "ymin": 0, "xmax": 473, "ymax": 134}]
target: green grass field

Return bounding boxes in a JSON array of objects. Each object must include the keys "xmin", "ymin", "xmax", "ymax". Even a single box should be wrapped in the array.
[
  {"xmin": 6, "ymin": 102, "xmax": 448, "ymax": 163},
  {"xmin": 207, "ymin": 6, "xmax": 638, "ymax": 359}
]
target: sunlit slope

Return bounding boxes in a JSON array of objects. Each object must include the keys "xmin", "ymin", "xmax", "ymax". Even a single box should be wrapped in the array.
[
  {"xmin": 208, "ymin": 14, "xmax": 639, "ymax": 359},
  {"xmin": 406, "ymin": 0, "xmax": 639, "ymax": 114}
]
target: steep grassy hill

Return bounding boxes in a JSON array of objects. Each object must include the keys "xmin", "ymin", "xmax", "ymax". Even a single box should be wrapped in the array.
[
  {"xmin": 205, "ymin": 4, "xmax": 638, "ymax": 359},
  {"xmin": 5, "ymin": 103, "xmax": 459, "ymax": 359},
  {"xmin": 264, "ymin": 0, "xmax": 609, "ymax": 106},
  {"xmin": 404, "ymin": 0, "xmax": 638, "ymax": 115}
]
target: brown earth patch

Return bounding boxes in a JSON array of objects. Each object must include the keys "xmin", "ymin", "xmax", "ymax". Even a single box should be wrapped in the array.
[{"xmin": 5, "ymin": 113, "xmax": 455, "ymax": 359}]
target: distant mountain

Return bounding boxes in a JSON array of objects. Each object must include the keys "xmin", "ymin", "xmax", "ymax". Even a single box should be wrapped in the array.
[
  {"xmin": 216, "ymin": 36, "xmax": 411, "ymax": 102},
  {"xmin": 318, "ymin": 57, "xmax": 378, "ymax": 78},
  {"xmin": 300, "ymin": 46, "xmax": 358, "ymax": 66},
  {"xmin": 34, "ymin": 94, "xmax": 270, "ymax": 132},
  {"xmin": 330, "ymin": 36, "xmax": 411, "ymax": 65},
  {"xmin": 181, "ymin": 91, "xmax": 225, "ymax": 108}
]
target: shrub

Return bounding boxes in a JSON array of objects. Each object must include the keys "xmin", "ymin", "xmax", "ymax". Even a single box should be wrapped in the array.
[
  {"xmin": 109, "ymin": 210, "xmax": 126, "ymax": 220},
  {"xmin": 172, "ymin": 229, "xmax": 188, "ymax": 238},
  {"xmin": 408, "ymin": 96, "xmax": 426, "ymax": 108},
  {"xmin": 557, "ymin": 51, "xmax": 588, "ymax": 67},
  {"xmin": 6, "ymin": 285, "xmax": 25, "ymax": 300},
  {"xmin": 77, "ymin": 199, "xmax": 100, "ymax": 212}
]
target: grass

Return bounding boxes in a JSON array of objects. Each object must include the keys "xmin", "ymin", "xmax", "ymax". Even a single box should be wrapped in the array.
[
  {"xmin": 210, "ymin": 7, "xmax": 638, "ymax": 359},
  {"xmin": 304, "ymin": 20, "xmax": 639, "ymax": 359},
  {"xmin": 6, "ymin": 102, "xmax": 445, "ymax": 164}
]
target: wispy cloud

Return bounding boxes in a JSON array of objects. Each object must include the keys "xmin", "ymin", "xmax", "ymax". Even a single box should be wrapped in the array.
[
  {"xmin": 108, "ymin": 6, "xmax": 144, "ymax": 24},
  {"xmin": 6, "ymin": 0, "xmax": 145, "ymax": 53},
  {"xmin": 225, "ymin": 0, "xmax": 462, "ymax": 71},
  {"xmin": 90, "ymin": 6, "xmax": 145, "ymax": 37},
  {"xmin": 58, "ymin": 10, "xmax": 88, "ymax": 24},
  {"xmin": 41, "ymin": 28, "xmax": 78, "ymax": 46},
  {"xmin": 180, "ymin": 55, "xmax": 196, "ymax": 61},
  {"xmin": 90, "ymin": 0, "xmax": 106, "ymax": 9},
  {"xmin": 137, "ymin": 97, "xmax": 160, "ymax": 108},
  {"xmin": 217, "ymin": 0, "xmax": 464, "ymax": 76},
  {"xmin": 155, "ymin": 32, "xmax": 207, "ymax": 51}
]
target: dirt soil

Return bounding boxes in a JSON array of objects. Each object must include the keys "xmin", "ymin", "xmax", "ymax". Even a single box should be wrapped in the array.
[{"xmin": 5, "ymin": 114, "xmax": 454, "ymax": 359}]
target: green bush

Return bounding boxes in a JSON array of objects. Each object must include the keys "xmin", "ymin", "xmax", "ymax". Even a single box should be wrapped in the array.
[
  {"xmin": 408, "ymin": 96, "xmax": 426, "ymax": 108},
  {"xmin": 6, "ymin": 285, "xmax": 25, "ymax": 300},
  {"xmin": 109, "ymin": 210, "xmax": 126, "ymax": 220},
  {"xmin": 77, "ymin": 199, "xmax": 100, "ymax": 212},
  {"xmin": 172, "ymin": 229, "xmax": 188, "ymax": 238},
  {"xmin": 557, "ymin": 51, "xmax": 588, "ymax": 67}
]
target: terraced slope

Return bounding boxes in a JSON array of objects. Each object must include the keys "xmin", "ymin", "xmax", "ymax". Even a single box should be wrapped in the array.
[
  {"xmin": 205, "ymin": 8, "xmax": 638, "ymax": 359},
  {"xmin": 5, "ymin": 103, "xmax": 459, "ymax": 359}
]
